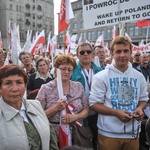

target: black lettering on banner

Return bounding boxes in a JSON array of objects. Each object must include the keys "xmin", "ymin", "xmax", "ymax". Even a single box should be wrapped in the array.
[
  {"xmin": 142, "ymin": 11, "xmax": 150, "ymax": 17},
  {"xmin": 97, "ymin": 12, "xmax": 113, "ymax": 19},
  {"xmin": 132, "ymin": 14, "xmax": 140, "ymax": 19},
  {"xmin": 94, "ymin": 21, "xmax": 105, "ymax": 26},
  {"xmin": 120, "ymin": 0, "xmax": 130, "ymax": 3},
  {"xmin": 88, "ymin": 0, "xmax": 118, "ymax": 11},
  {"xmin": 115, "ymin": 10, "xmax": 123, "ymax": 16},
  {"xmin": 107, "ymin": 16, "xmax": 130, "ymax": 23},
  {"xmin": 125, "ymin": 5, "xmax": 150, "ymax": 14}
]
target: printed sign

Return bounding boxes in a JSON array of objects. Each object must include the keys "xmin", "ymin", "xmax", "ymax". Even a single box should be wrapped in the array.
[{"xmin": 82, "ymin": 0, "xmax": 150, "ymax": 29}]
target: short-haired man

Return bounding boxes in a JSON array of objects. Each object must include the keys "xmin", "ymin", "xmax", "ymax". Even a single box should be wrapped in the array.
[
  {"xmin": 89, "ymin": 36, "xmax": 148, "ymax": 150},
  {"xmin": 94, "ymin": 45, "xmax": 106, "ymax": 70},
  {"xmin": 132, "ymin": 51, "xmax": 141, "ymax": 69},
  {"xmin": 136, "ymin": 53, "xmax": 150, "ymax": 82},
  {"xmin": 71, "ymin": 42, "xmax": 102, "ymax": 150}
]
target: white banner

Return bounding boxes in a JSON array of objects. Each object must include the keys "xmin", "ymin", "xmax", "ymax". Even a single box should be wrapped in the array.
[{"xmin": 82, "ymin": 0, "xmax": 150, "ymax": 29}]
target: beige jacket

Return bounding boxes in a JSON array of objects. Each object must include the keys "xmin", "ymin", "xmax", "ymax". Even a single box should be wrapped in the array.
[{"xmin": 0, "ymin": 98, "xmax": 50, "ymax": 150}]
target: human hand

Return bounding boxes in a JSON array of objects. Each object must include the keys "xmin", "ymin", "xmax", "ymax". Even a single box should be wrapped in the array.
[
  {"xmin": 133, "ymin": 108, "xmax": 144, "ymax": 121},
  {"xmin": 55, "ymin": 98, "xmax": 66, "ymax": 111},
  {"xmin": 61, "ymin": 114, "xmax": 77, "ymax": 124},
  {"xmin": 116, "ymin": 110, "xmax": 133, "ymax": 123}
]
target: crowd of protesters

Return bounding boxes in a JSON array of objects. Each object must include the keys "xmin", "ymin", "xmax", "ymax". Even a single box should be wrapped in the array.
[{"xmin": 0, "ymin": 35, "xmax": 150, "ymax": 150}]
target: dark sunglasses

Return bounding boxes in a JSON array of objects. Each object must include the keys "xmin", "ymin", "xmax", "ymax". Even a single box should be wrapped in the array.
[{"xmin": 79, "ymin": 50, "xmax": 92, "ymax": 55}]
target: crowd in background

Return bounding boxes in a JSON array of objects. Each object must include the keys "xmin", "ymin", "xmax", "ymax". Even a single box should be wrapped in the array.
[{"xmin": 0, "ymin": 35, "xmax": 150, "ymax": 150}]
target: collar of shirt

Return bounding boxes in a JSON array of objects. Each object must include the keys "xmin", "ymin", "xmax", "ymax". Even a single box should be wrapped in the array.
[
  {"xmin": 13, "ymin": 102, "xmax": 29, "ymax": 123},
  {"xmin": 35, "ymin": 71, "xmax": 52, "ymax": 80}
]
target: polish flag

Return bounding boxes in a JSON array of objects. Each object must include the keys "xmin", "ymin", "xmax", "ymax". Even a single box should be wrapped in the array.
[
  {"xmin": 46, "ymin": 31, "xmax": 51, "ymax": 56},
  {"xmin": 112, "ymin": 25, "xmax": 117, "ymax": 40},
  {"xmin": 29, "ymin": 30, "xmax": 45, "ymax": 55},
  {"xmin": 95, "ymin": 34, "xmax": 104, "ymax": 46},
  {"xmin": 64, "ymin": 30, "xmax": 71, "ymax": 46},
  {"xmin": 58, "ymin": 0, "xmax": 74, "ymax": 33},
  {"xmin": 8, "ymin": 20, "xmax": 11, "ymax": 36},
  {"xmin": 57, "ymin": 69, "xmax": 71, "ymax": 149}
]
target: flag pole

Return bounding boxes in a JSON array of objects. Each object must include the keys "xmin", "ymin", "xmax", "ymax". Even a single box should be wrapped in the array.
[
  {"xmin": 146, "ymin": 21, "xmax": 150, "ymax": 44},
  {"xmin": 64, "ymin": 29, "xmax": 66, "ymax": 54}
]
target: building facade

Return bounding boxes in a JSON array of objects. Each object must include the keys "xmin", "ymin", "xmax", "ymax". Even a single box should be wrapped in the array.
[{"xmin": 0, "ymin": 0, "xmax": 54, "ymax": 48}]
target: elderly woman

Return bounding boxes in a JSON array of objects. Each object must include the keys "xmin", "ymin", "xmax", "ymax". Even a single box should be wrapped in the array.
[
  {"xmin": 27, "ymin": 57, "xmax": 54, "ymax": 99},
  {"xmin": 0, "ymin": 64, "xmax": 59, "ymax": 150},
  {"xmin": 36, "ymin": 54, "xmax": 89, "ymax": 143}
]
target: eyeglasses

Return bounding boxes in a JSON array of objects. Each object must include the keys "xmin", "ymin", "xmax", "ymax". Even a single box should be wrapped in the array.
[
  {"xmin": 79, "ymin": 50, "xmax": 92, "ymax": 55},
  {"xmin": 59, "ymin": 68, "xmax": 73, "ymax": 72},
  {"xmin": 135, "ymin": 54, "xmax": 140, "ymax": 56}
]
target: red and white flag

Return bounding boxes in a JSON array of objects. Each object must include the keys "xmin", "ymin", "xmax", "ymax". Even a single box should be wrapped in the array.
[
  {"xmin": 46, "ymin": 31, "xmax": 52, "ymax": 56},
  {"xmin": 112, "ymin": 25, "xmax": 117, "ymax": 40},
  {"xmin": 58, "ymin": 0, "xmax": 74, "ymax": 33},
  {"xmin": 0, "ymin": 31, "xmax": 3, "ymax": 48},
  {"xmin": 64, "ymin": 30, "xmax": 71, "ymax": 46},
  {"xmin": 8, "ymin": 20, "xmax": 11, "ymax": 36},
  {"xmin": 95, "ymin": 34, "xmax": 104, "ymax": 46},
  {"xmin": 57, "ymin": 69, "xmax": 71, "ymax": 149},
  {"xmin": 29, "ymin": 30, "xmax": 45, "ymax": 55}
]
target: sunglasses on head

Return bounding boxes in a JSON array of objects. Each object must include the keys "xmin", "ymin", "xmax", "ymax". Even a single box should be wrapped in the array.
[{"xmin": 79, "ymin": 50, "xmax": 92, "ymax": 55}]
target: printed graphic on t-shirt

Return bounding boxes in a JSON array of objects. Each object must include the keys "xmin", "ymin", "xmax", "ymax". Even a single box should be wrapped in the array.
[{"xmin": 110, "ymin": 77, "xmax": 138, "ymax": 111}]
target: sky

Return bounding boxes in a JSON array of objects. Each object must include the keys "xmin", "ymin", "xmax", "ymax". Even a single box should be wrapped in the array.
[{"xmin": 53, "ymin": 0, "xmax": 77, "ymax": 35}]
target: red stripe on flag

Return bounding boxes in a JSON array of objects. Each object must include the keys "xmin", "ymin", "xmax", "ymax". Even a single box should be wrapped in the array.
[
  {"xmin": 59, "ymin": 126, "xmax": 69, "ymax": 149},
  {"xmin": 31, "ymin": 36, "xmax": 45, "ymax": 55},
  {"xmin": 136, "ymin": 20, "xmax": 150, "ymax": 27},
  {"xmin": 58, "ymin": 0, "xmax": 69, "ymax": 33}
]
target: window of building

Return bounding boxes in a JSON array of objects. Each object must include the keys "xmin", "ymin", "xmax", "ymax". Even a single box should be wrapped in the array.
[
  {"xmin": 83, "ymin": 32, "xmax": 86, "ymax": 40},
  {"xmin": 135, "ymin": 26, "xmax": 139, "ymax": 36},
  {"xmin": 129, "ymin": 26, "xmax": 134, "ymax": 36},
  {"xmin": 142, "ymin": 27, "xmax": 147, "ymax": 35},
  {"xmin": 91, "ymin": 31, "xmax": 95, "ymax": 39},
  {"xmin": 16, "ymin": 5, "xmax": 18, "ymax": 11},
  {"xmin": 80, "ymin": 22, "xmax": 83, "ymax": 29},
  {"xmin": 10, "ymin": 4, "xmax": 13, "ymax": 10},
  {"xmin": 107, "ymin": 29, "xmax": 111, "ymax": 38},
  {"xmin": 73, "ymin": 23, "xmax": 77, "ymax": 29},
  {"xmin": 74, "ymin": 13, "xmax": 78, "ymax": 19},
  {"xmin": 97, "ymin": 30, "xmax": 101, "ymax": 37},
  {"xmin": 88, "ymin": 32, "xmax": 91, "ymax": 40},
  {"xmin": 101, "ymin": 30, "xmax": 104, "ymax": 36}
]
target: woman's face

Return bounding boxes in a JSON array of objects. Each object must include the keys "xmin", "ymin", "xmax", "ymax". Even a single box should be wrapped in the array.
[
  {"xmin": 58, "ymin": 64, "xmax": 74, "ymax": 82},
  {"xmin": 38, "ymin": 60, "xmax": 49, "ymax": 74},
  {"xmin": 0, "ymin": 75, "xmax": 26, "ymax": 109}
]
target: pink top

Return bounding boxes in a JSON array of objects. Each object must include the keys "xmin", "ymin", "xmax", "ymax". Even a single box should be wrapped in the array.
[{"xmin": 36, "ymin": 79, "xmax": 88, "ymax": 137}]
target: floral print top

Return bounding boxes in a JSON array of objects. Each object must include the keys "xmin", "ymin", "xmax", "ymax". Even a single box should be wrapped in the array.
[{"xmin": 36, "ymin": 79, "xmax": 88, "ymax": 137}]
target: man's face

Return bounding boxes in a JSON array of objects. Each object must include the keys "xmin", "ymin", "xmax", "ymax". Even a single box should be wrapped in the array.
[
  {"xmin": 141, "ymin": 54, "xmax": 149, "ymax": 65},
  {"xmin": 111, "ymin": 44, "xmax": 131, "ymax": 71},
  {"xmin": 77, "ymin": 45, "xmax": 94, "ymax": 66},
  {"xmin": 20, "ymin": 54, "xmax": 32, "ymax": 66},
  {"xmin": 95, "ymin": 47, "xmax": 105, "ymax": 63},
  {"xmin": 133, "ymin": 52, "xmax": 141, "ymax": 62}
]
